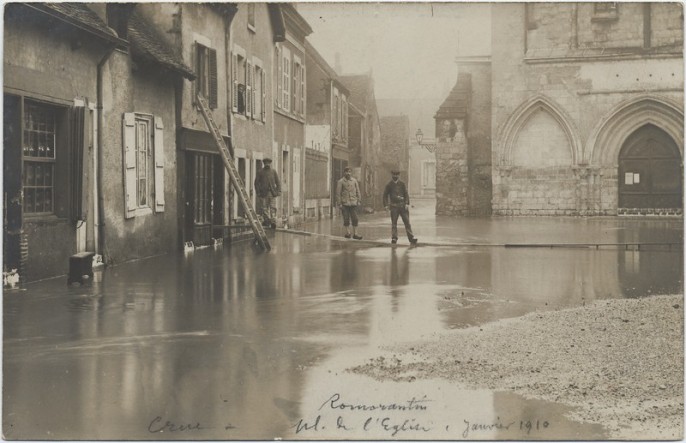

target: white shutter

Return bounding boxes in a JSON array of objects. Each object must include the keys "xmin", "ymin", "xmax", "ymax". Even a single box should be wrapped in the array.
[
  {"xmin": 123, "ymin": 113, "xmax": 137, "ymax": 218},
  {"xmin": 301, "ymin": 65, "xmax": 306, "ymax": 117},
  {"xmin": 153, "ymin": 116, "xmax": 165, "ymax": 212},
  {"xmin": 246, "ymin": 61, "xmax": 252, "ymax": 117},
  {"xmin": 276, "ymin": 46, "xmax": 281, "ymax": 108},
  {"xmin": 261, "ymin": 69, "xmax": 266, "ymax": 122},
  {"xmin": 232, "ymin": 52, "xmax": 238, "ymax": 113},
  {"xmin": 250, "ymin": 65, "xmax": 260, "ymax": 118}
]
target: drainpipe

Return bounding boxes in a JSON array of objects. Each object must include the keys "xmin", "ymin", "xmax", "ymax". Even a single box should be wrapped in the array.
[{"xmin": 96, "ymin": 44, "xmax": 117, "ymax": 260}]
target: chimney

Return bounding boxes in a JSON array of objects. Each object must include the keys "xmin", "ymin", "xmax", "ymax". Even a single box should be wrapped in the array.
[{"xmin": 334, "ymin": 52, "xmax": 342, "ymax": 74}]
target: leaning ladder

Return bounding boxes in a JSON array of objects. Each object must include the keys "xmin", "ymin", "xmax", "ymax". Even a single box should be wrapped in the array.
[{"xmin": 196, "ymin": 93, "xmax": 271, "ymax": 251}]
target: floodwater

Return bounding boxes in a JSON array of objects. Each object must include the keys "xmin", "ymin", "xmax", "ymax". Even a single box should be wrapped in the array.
[{"xmin": 3, "ymin": 201, "xmax": 682, "ymax": 440}]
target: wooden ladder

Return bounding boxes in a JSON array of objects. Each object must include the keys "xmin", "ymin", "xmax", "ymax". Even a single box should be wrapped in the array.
[{"xmin": 196, "ymin": 93, "xmax": 271, "ymax": 251}]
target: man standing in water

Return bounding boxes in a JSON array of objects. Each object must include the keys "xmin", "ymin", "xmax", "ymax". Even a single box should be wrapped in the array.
[
  {"xmin": 254, "ymin": 157, "xmax": 281, "ymax": 229},
  {"xmin": 383, "ymin": 170, "xmax": 417, "ymax": 245},
  {"xmin": 336, "ymin": 167, "xmax": 363, "ymax": 239}
]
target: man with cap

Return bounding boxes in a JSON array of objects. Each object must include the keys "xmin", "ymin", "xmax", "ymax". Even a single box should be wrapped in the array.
[
  {"xmin": 254, "ymin": 157, "xmax": 281, "ymax": 229},
  {"xmin": 336, "ymin": 166, "xmax": 363, "ymax": 240},
  {"xmin": 383, "ymin": 170, "xmax": 417, "ymax": 245}
]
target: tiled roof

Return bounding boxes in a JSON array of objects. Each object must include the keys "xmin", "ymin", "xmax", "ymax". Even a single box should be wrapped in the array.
[
  {"xmin": 339, "ymin": 74, "xmax": 371, "ymax": 111},
  {"xmin": 434, "ymin": 73, "xmax": 470, "ymax": 120},
  {"xmin": 128, "ymin": 11, "xmax": 195, "ymax": 80},
  {"xmin": 27, "ymin": 3, "xmax": 122, "ymax": 43}
]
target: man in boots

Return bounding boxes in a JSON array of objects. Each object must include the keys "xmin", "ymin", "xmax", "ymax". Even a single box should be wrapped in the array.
[
  {"xmin": 336, "ymin": 167, "xmax": 363, "ymax": 240},
  {"xmin": 254, "ymin": 157, "xmax": 281, "ymax": 229},
  {"xmin": 383, "ymin": 170, "xmax": 417, "ymax": 245}
]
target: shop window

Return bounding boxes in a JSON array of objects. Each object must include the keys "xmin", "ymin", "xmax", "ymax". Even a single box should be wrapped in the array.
[{"xmin": 23, "ymin": 102, "xmax": 57, "ymax": 214}]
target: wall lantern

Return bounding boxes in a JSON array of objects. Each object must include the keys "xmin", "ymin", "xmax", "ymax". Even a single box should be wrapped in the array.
[{"xmin": 415, "ymin": 129, "xmax": 437, "ymax": 154}]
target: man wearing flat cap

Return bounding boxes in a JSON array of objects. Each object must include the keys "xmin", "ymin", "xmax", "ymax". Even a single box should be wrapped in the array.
[
  {"xmin": 254, "ymin": 157, "xmax": 281, "ymax": 229},
  {"xmin": 383, "ymin": 170, "xmax": 417, "ymax": 245}
]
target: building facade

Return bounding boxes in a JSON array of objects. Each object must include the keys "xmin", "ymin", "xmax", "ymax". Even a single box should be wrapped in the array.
[
  {"xmin": 273, "ymin": 5, "xmax": 312, "ymax": 227},
  {"xmin": 491, "ymin": 2, "xmax": 683, "ymax": 216},
  {"xmin": 229, "ymin": 3, "xmax": 278, "ymax": 232},
  {"xmin": 340, "ymin": 73, "xmax": 382, "ymax": 210},
  {"xmin": 99, "ymin": 5, "xmax": 195, "ymax": 264},
  {"xmin": 304, "ymin": 40, "xmax": 349, "ymax": 219},
  {"xmin": 4, "ymin": 4, "xmax": 123, "ymax": 282}
]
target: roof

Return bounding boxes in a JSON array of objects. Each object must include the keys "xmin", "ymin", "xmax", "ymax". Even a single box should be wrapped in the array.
[
  {"xmin": 281, "ymin": 4, "xmax": 313, "ymax": 39},
  {"xmin": 434, "ymin": 73, "xmax": 471, "ymax": 120},
  {"xmin": 339, "ymin": 74, "xmax": 371, "ymax": 111},
  {"xmin": 304, "ymin": 40, "xmax": 349, "ymax": 95},
  {"xmin": 24, "ymin": 3, "xmax": 125, "ymax": 45},
  {"xmin": 128, "ymin": 11, "xmax": 195, "ymax": 80}
]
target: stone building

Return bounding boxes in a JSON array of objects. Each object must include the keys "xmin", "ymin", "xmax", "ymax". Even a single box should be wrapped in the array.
[
  {"xmin": 304, "ymin": 40, "xmax": 349, "ymax": 220},
  {"xmin": 437, "ymin": 2, "xmax": 683, "ymax": 216},
  {"xmin": 340, "ymin": 73, "xmax": 382, "ymax": 209},
  {"xmin": 434, "ymin": 59, "xmax": 492, "ymax": 216}
]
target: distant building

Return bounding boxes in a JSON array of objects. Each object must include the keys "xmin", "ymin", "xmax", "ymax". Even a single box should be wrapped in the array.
[
  {"xmin": 376, "ymin": 98, "xmax": 440, "ymax": 200},
  {"xmin": 436, "ymin": 2, "xmax": 684, "ymax": 216},
  {"xmin": 379, "ymin": 115, "xmax": 410, "ymax": 183},
  {"xmin": 304, "ymin": 40, "xmax": 349, "ymax": 219},
  {"xmin": 340, "ymin": 73, "xmax": 382, "ymax": 209}
]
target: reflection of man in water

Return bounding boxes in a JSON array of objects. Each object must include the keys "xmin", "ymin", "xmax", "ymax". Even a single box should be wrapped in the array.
[
  {"xmin": 390, "ymin": 249, "xmax": 409, "ymax": 286},
  {"xmin": 330, "ymin": 250, "xmax": 358, "ymax": 290}
]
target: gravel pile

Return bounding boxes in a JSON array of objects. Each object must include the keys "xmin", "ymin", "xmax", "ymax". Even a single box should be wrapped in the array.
[{"xmin": 351, "ymin": 294, "xmax": 684, "ymax": 439}]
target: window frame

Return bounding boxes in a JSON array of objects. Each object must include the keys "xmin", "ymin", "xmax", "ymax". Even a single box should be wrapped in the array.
[
  {"xmin": 195, "ymin": 42, "xmax": 218, "ymax": 109},
  {"xmin": 22, "ymin": 100, "xmax": 59, "ymax": 216},
  {"xmin": 282, "ymin": 46, "xmax": 291, "ymax": 112}
]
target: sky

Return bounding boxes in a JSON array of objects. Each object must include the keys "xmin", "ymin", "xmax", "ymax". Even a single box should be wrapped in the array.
[{"xmin": 297, "ymin": 2, "xmax": 491, "ymax": 101}]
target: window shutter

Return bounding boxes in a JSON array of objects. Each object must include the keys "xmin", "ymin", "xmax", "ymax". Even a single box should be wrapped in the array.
[
  {"xmin": 301, "ymin": 65, "xmax": 306, "ymax": 118},
  {"xmin": 153, "ymin": 116, "xmax": 165, "ymax": 212},
  {"xmin": 192, "ymin": 43, "xmax": 198, "ymax": 106},
  {"xmin": 252, "ymin": 66, "xmax": 257, "ymax": 120},
  {"xmin": 70, "ymin": 105, "xmax": 87, "ymax": 221},
  {"xmin": 261, "ymin": 69, "xmax": 266, "ymax": 122},
  {"xmin": 245, "ymin": 61, "xmax": 253, "ymax": 117},
  {"xmin": 276, "ymin": 46, "xmax": 282, "ymax": 108},
  {"xmin": 209, "ymin": 48, "xmax": 218, "ymax": 109},
  {"xmin": 123, "ymin": 113, "xmax": 137, "ymax": 218},
  {"xmin": 232, "ymin": 53, "xmax": 238, "ymax": 113}
]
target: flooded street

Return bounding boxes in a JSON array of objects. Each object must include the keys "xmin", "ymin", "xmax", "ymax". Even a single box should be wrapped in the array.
[{"xmin": 3, "ymin": 202, "xmax": 683, "ymax": 440}]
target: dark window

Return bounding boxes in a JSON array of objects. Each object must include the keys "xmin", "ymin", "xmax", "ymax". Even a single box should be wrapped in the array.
[{"xmin": 196, "ymin": 44, "xmax": 218, "ymax": 109}]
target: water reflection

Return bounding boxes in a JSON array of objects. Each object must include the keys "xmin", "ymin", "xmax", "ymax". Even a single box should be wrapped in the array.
[{"xmin": 4, "ymin": 226, "xmax": 683, "ymax": 440}]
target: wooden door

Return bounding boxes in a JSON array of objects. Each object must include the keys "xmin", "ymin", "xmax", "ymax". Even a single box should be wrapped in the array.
[{"xmin": 618, "ymin": 124, "xmax": 682, "ymax": 209}]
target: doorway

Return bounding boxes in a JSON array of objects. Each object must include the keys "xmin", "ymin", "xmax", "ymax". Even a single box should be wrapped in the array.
[
  {"xmin": 186, "ymin": 151, "xmax": 224, "ymax": 246},
  {"xmin": 618, "ymin": 124, "xmax": 682, "ymax": 210}
]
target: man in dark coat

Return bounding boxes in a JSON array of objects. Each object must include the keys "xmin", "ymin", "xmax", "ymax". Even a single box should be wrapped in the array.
[
  {"xmin": 382, "ymin": 170, "xmax": 417, "ymax": 244},
  {"xmin": 254, "ymin": 157, "xmax": 281, "ymax": 229}
]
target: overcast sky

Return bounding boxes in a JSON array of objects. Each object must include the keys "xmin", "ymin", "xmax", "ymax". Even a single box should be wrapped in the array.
[{"xmin": 297, "ymin": 2, "xmax": 491, "ymax": 101}]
